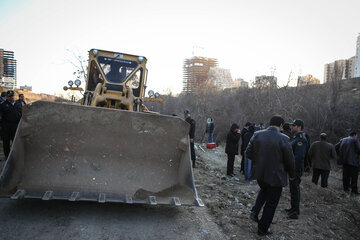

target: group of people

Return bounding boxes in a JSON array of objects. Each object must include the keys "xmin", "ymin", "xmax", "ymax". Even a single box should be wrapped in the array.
[
  {"xmin": 182, "ymin": 110, "xmax": 359, "ymax": 236},
  {"xmin": 223, "ymin": 115, "xmax": 359, "ymax": 236},
  {"xmin": 0, "ymin": 90, "xmax": 26, "ymax": 160}
]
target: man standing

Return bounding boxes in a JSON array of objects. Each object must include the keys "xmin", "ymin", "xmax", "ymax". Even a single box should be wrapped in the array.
[
  {"xmin": 281, "ymin": 123, "xmax": 293, "ymax": 139},
  {"xmin": 246, "ymin": 116, "xmax": 295, "ymax": 236},
  {"xmin": 243, "ymin": 124, "xmax": 255, "ymax": 181},
  {"xmin": 286, "ymin": 119, "xmax": 308, "ymax": 219},
  {"xmin": 0, "ymin": 92, "xmax": 7, "ymax": 103},
  {"xmin": 308, "ymin": 133, "xmax": 337, "ymax": 188},
  {"xmin": 205, "ymin": 117, "xmax": 215, "ymax": 143},
  {"xmin": 336, "ymin": 132, "xmax": 360, "ymax": 195},
  {"xmin": 0, "ymin": 90, "xmax": 21, "ymax": 159},
  {"xmin": 14, "ymin": 93, "xmax": 27, "ymax": 116},
  {"xmin": 184, "ymin": 110, "xmax": 196, "ymax": 168},
  {"xmin": 240, "ymin": 122, "xmax": 251, "ymax": 173},
  {"xmin": 225, "ymin": 123, "xmax": 241, "ymax": 177}
]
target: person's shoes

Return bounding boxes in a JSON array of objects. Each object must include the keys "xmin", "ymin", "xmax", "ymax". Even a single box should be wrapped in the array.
[
  {"xmin": 285, "ymin": 207, "xmax": 295, "ymax": 213},
  {"xmin": 351, "ymin": 191, "xmax": 359, "ymax": 196},
  {"xmin": 250, "ymin": 212, "xmax": 259, "ymax": 223},
  {"xmin": 257, "ymin": 228, "xmax": 272, "ymax": 236},
  {"xmin": 227, "ymin": 173, "xmax": 235, "ymax": 177},
  {"xmin": 287, "ymin": 211, "xmax": 299, "ymax": 219},
  {"xmin": 286, "ymin": 208, "xmax": 300, "ymax": 215}
]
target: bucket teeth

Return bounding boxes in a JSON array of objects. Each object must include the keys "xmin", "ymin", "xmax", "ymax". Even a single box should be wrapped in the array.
[
  {"xmin": 98, "ymin": 193, "xmax": 106, "ymax": 203},
  {"xmin": 11, "ymin": 189, "xmax": 26, "ymax": 200},
  {"xmin": 148, "ymin": 196, "xmax": 157, "ymax": 205},
  {"xmin": 125, "ymin": 194, "xmax": 133, "ymax": 204},
  {"xmin": 172, "ymin": 197, "xmax": 181, "ymax": 206},
  {"xmin": 195, "ymin": 198, "xmax": 204, "ymax": 207},
  {"xmin": 69, "ymin": 192, "xmax": 80, "ymax": 201},
  {"xmin": 42, "ymin": 191, "xmax": 54, "ymax": 200}
]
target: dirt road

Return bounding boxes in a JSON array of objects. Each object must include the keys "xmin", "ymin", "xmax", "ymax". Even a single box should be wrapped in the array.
[
  {"xmin": 1, "ymin": 143, "xmax": 360, "ymax": 240},
  {"xmin": 0, "ymin": 151, "xmax": 225, "ymax": 240},
  {"xmin": 0, "ymin": 198, "xmax": 225, "ymax": 240}
]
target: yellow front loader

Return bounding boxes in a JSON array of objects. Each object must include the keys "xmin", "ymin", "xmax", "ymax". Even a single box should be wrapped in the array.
[{"xmin": 0, "ymin": 49, "xmax": 203, "ymax": 206}]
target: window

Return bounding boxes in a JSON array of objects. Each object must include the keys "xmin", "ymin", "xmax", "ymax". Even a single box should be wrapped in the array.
[
  {"xmin": 87, "ymin": 60, "xmax": 103, "ymax": 91},
  {"xmin": 126, "ymin": 68, "xmax": 143, "ymax": 97},
  {"xmin": 97, "ymin": 56, "xmax": 138, "ymax": 84}
]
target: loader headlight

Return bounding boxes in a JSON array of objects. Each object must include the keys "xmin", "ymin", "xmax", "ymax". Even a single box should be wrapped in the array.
[
  {"xmin": 68, "ymin": 80, "xmax": 74, "ymax": 87},
  {"xmin": 138, "ymin": 56, "xmax": 144, "ymax": 63},
  {"xmin": 92, "ymin": 49, "xmax": 98, "ymax": 56},
  {"xmin": 75, "ymin": 79, "xmax": 81, "ymax": 87},
  {"xmin": 155, "ymin": 92, "xmax": 160, "ymax": 99},
  {"xmin": 148, "ymin": 90, "xmax": 154, "ymax": 97}
]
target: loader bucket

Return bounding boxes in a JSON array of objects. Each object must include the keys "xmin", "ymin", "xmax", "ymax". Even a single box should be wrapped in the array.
[{"xmin": 0, "ymin": 101, "xmax": 203, "ymax": 206}]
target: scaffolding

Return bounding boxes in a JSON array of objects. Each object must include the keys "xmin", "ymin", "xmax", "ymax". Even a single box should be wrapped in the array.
[{"xmin": 183, "ymin": 56, "xmax": 218, "ymax": 93}]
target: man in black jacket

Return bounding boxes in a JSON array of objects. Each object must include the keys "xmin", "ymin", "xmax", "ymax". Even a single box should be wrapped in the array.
[
  {"xmin": 308, "ymin": 133, "xmax": 337, "ymax": 188},
  {"xmin": 246, "ymin": 116, "xmax": 295, "ymax": 236},
  {"xmin": 243, "ymin": 124, "xmax": 255, "ymax": 181},
  {"xmin": 0, "ymin": 90, "xmax": 21, "ymax": 159},
  {"xmin": 240, "ymin": 122, "xmax": 251, "ymax": 173},
  {"xmin": 184, "ymin": 110, "xmax": 196, "ymax": 168},
  {"xmin": 225, "ymin": 123, "xmax": 241, "ymax": 177},
  {"xmin": 336, "ymin": 132, "xmax": 360, "ymax": 195},
  {"xmin": 14, "ymin": 93, "xmax": 27, "ymax": 116}
]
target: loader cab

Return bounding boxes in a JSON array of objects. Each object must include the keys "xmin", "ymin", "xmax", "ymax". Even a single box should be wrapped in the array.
[{"xmin": 84, "ymin": 49, "xmax": 148, "ymax": 110}]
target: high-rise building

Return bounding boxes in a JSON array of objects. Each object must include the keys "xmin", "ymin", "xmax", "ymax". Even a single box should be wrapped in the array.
[
  {"xmin": 355, "ymin": 33, "xmax": 360, "ymax": 77},
  {"xmin": 324, "ymin": 34, "xmax": 360, "ymax": 81},
  {"xmin": 323, "ymin": 57, "xmax": 355, "ymax": 82},
  {"xmin": 183, "ymin": 56, "xmax": 218, "ymax": 93},
  {"xmin": 0, "ymin": 49, "xmax": 17, "ymax": 89},
  {"xmin": 344, "ymin": 56, "xmax": 356, "ymax": 79},
  {"xmin": 234, "ymin": 78, "xmax": 249, "ymax": 88},
  {"xmin": 208, "ymin": 67, "xmax": 234, "ymax": 90}
]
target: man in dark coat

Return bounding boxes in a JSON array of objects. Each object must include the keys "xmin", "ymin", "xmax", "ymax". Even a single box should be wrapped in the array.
[
  {"xmin": 246, "ymin": 115, "xmax": 295, "ymax": 236},
  {"xmin": 14, "ymin": 93, "xmax": 26, "ymax": 116},
  {"xmin": 281, "ymin": 123, "xmax": 293, "ymax": 139},
  {"xmin": 336, "ymin": 132, "xmax": 360, "ymax": 195},
  {"xmin": 225, "ymin": 123, "xmax": 241, "ymax": 176},
  {"xmin": 240, "ymin": 122, "xmax": 251, "ymax": 173},
  {"xmin": 184, "ymin": 110, "xmax": 196, "ymax": 168},
  {"xmin": 303, "ymin": 132, "xmax": 312, "ymax": 172},
  {"xmin": 286, "ymin": 119, "xmax": 308, "ymax": 219},
  {"xmin": 243, "ymin": 124, "xmax": 255, "ymax": 181},
  {"xmin": 308, "ymin": 133, "xmax": 337, "ymax": 188},
  {"xmin": 0, "ymin": 92, "xmax": 7, "ymax": 103},
  {"xmin": 0, "ymin": 90, "xmax": 21, "ymax": 159}
]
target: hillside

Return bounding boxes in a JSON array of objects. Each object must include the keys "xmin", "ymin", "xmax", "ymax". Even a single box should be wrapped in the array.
[{"xmin": 0, "ymin": 87, "xmax": 65, "ymax": 103}]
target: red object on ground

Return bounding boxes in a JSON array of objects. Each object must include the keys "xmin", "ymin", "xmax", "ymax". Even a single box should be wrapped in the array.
[{"xmin": 206, "ymin": 143, "xmax": 216, "ymax": 149}]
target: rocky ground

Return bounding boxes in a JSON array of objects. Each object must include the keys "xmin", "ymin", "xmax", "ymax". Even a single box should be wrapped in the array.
[
  {"xmin": 0, "ymin": 142, "xmax": 359, "ymax": 239},
  {"xmin": 193, "ymin": 144, "xmax": 360, "ymax": 240}
]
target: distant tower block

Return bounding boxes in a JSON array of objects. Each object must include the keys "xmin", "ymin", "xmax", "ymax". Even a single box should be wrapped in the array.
[{"xmin": 183, "ymin": 56, "xmax": 218, "ymax": 93}]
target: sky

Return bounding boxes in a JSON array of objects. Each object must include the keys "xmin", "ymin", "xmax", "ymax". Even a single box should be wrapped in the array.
[{"xmin": 0, "ymin": 0, "xmax": 359, "ymax": 95}]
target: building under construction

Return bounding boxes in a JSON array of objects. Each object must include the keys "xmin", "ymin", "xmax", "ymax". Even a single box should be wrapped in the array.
[{"xmin": 183, "ymin": 56, "xmax": 218, "ymax": 93}]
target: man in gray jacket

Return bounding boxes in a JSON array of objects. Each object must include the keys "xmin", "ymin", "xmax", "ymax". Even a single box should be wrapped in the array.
[
  {"xmin": 308, "ymin": 133, "xmax": 337, "ymax": 188},
  {"xmin": 246, "ymin": 115, "xmax": 295, "ymax": 236},
  {"xmin": 336, "ymin": 132, "xmax": 360, "ymax": 195}
]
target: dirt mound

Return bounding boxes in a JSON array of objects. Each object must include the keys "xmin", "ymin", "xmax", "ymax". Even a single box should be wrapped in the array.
[{"xmin": 0, "ymin": 87, "xmax": 65, "ymax": 103}]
